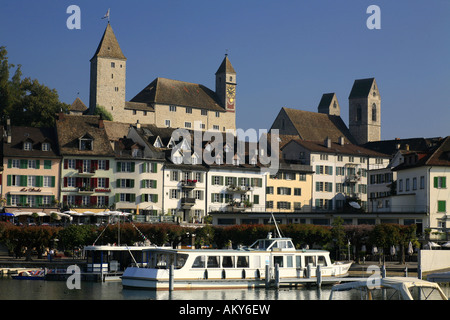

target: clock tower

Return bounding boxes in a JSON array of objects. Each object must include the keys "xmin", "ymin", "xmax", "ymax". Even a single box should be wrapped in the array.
[{"xmin": 215, "ymin": 54, "xmax": 236, "ymax": 113}]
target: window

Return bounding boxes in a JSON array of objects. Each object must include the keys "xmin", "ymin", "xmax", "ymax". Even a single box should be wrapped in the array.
[
  {"xmin": 42, "ymin": 143, "xmax": 50, "ymax": 151},
  {"xmin": 111, "ymin": 62, "xmax": 115, "ymax": 68},
  {"xmin": 43, "ymin": 176, "xmax": 53, "ymax": 187},
  {"xmin": 434, "ymin": 177, "xmax": 447, "ymax": 189},
  {"xmin": 201, "ymin": 110, "xmax": 207, "ymax": 116},
  {"xmin": 185, "ymin": 122, "xmax": 192, "ymax": 128},
  {"xmin": 215, "ymin": 112, "xmax": 220, "ymax": 118},
  {"xmin": 186, "ymin": 107, "xmax": 192, "ymax": 114},
  {"xmin": 372, "ymin": 103, "xmax": 377, "ymax": 122},
  {"xmin": 23, "ymin": 141, "xmax": 32, "ymax": 151},
  {"xmin": 27, "ymin": 176, "xmax": 36, "ymax": 187},
  {"xmin": 28, "ymin": 160, "xmax": 37, "ymax": 169},
  {"xmin": 277, "ymin": 187, "xmax": 291, "ymax": 195},
  {"xmin": 169, "ymin": 105, "xmax": 176, "ymax": 112},
  {"xmin": 405, "ymin": 178, "xmax": 410, "ymax": 191},
  {"xmin": 98, "ymin": 178, "xmax": 107, "ymax": 188},
  {"xmin": 67, "ymin": 177, "xmax": 76, "ymax": 187},
  {"xmin": 277, "ymin": 201, "xmax": 291, "ymax": 209},
  {"xmin": 413, "ymin": 178, "xmax": 417, "ymax": 190},
  {"xmin": 320, "ymin": 154, "xmax": 328, "ymax": 161},
  {"xmin": 266, "ymin": 186, "xmax": 274, "ymax": 194},
  {"xmin": 213, "ymin": 125, "xmax": 219, "ymax": 131},
  {"xmin": 68, "ymin": 159, "xmax": 76, "ymax": 169},
  {"xmin": 266, "ymin": 201, "xmax": 274, "ymax": 209},
  {"xmin": 165, "ymin": 120, "xmax": 171, "ymax": 127},
  {"xmin": 420, "ymin": 176, "xmax": 425, "ymax": 189},
  {"xmin": 294, "ymin": 188, "xmax": 302, "ymax": 196},
  {"xmin": 79, "ymin": 137, "xmax": 93, "ymax": 151}
]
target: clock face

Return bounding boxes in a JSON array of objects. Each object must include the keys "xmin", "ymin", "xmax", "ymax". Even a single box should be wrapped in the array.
[{"xmin": 226, "ymin": 85, "xmax": 235, "ymax": 111}]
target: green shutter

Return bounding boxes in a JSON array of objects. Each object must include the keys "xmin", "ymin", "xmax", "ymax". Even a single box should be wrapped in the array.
[
  {"xmin": 36, "ymin": 196, "xmax": 43, "ymax": 206},
  {"xmin": 51, "ymin": 176, "xmax": 56, "ymax": 188},
  {"xmin": 434, "ymin": 177, "xmax": 438, "ymax": 188},
  {"xmin": 442, "ymin": 177, "xmax": 447, "ymax": 189},
  {"xmin": 8, "ymin": 159, "xmax": 12, "ymax": 168},
  {"xmin": 130, "ymin": 180, "xmax": 135, "ymax": 188},
  {"xmin": 115, "ymin": 194, "xmax": 120, "ymax": 202},
  {"xmin": 7, "ymin": 175, "xmax": 11, "ymax": 186},
  {"xmin": 254, "ymin": 195, "xmax": 259, "ymax": 205},
  {"xmin": 36, "ymin": 176, "xmax": 43, "ymax": 187},
  {"xmin": 140, "ymin": 180, "xmax": 145, "ymax": 188},
  {"xmin": 438, "ymin": 201, "xmax": 446, "ymax": 212},
  {"xmin": 131, "ymin": 162, "xmax": 135, "ymax": 172},
  {"xmin": 20, "ymin": 160, "xmax": 27, "ymax": 169},
  {"xmin": 142, "ymin": 163, "xmax": 147, "ymax": 173},
  {"xmin": 44, "ymin": 160, "xmax": 51, "ymax": 169},
  {"xmin": 20, "ymin": 175, "xmax": 27, "ymax": 187},
  {"xmin": 116, "ymin": 162, "xmax": 121, "ymax": 172},
  {"xmin": 35, "ymin": 160, "xmax": 40, "ymax": 169},
  {"xmin": 130, "ymin": 194, "xmax": 136, "ymax": 202},
  {"xmin": 6, "ymin": 194, "xmax": 11, "ymax": 206},
  {"xmin": 152, "ymin": 180, "xmax": 157, "ymax": 188}
]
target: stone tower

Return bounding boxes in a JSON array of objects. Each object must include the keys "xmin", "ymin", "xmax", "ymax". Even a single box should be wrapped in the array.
[
  {"xmin": 318, "ymin": 93, "xmax": 340, "ymax": 116},
  {"xmin": 348, "ymin": 78, "xmax": 381, "ymax": 145},
  {"xmin": 215, "ymin": 54, "xmax": 236, "ymax": 113},
  {"xmin": 89, "ymin": 23, "xmax": 127, "ymax": 118}
]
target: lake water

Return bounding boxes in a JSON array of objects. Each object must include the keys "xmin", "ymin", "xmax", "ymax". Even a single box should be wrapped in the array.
[{"xmin": 0, "ymin": 277, "xmax": 448, "ymax": 300}]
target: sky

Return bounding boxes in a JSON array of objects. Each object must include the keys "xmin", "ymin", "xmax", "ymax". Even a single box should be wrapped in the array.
[{"xmin": 1, "ymin": 0, "xmax": 449, "ymax": 141}]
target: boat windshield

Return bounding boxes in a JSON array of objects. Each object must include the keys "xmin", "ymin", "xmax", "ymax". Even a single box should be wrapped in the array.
[
  {"xmin": 148, "ymin": 251, "xmax": 188, "ymax": 269},
  {"xmin": 250, "ymin": 239, "xmax": 274, "ymax": 250}
]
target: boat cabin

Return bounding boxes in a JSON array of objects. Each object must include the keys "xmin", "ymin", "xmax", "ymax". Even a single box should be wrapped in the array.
[{"xmin": 248, "ymin": 233, "xmax": 295, "ymax": 251}]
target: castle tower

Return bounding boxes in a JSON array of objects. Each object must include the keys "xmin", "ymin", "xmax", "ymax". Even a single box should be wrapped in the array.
[
  {"xmin": 215, "ymin": 54, "xmax": 236, "ymax": 113},
  {"xmin": 89, "ymin": 23, "xmax": 126, "ymax": 117},
  {"xmin": 348, "ymin": 78, "xmax": 381, "ymax": 145},
  {"xmin": 318, "ymin": 93, "xmax": 340, "ymax": 116}
]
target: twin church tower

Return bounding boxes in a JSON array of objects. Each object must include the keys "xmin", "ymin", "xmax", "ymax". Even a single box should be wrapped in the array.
[
  {"xmin": 89, "ymin": 23, "xmax": 237, "ymax": 132},
  {"xmin": 88, "ymin": 23, "xmax": 380, "ymax": 145}
]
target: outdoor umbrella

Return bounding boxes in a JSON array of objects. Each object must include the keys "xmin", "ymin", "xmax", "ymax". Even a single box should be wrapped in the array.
[
  {"xmin": 0, "ymin": 212, "xmax": 14, "ymax": 217},
  {"xmin": 390, "ymin": 245, "xmax": 396, "ymax": 256},
  {"xmin": 442, "ymin": 241, "xmax": 450, "ymax": 248},
  {"xmin": 372, "ymin": 246, "xmax": 378, "ymax": 255},
  {"xmin": 408, "ymin": 241, "xmax": 414, "ymax": 255}
]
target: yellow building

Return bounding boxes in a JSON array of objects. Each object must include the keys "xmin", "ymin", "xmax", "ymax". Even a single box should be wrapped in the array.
[{"xmin": 266, "ymin": 163, "xmax": 313, "ymax": 213}]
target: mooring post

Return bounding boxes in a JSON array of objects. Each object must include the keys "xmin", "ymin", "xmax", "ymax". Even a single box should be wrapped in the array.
[
  {"xmin": 169, "ymin": 264, "xmax": 174, "ymax": 291},
  {"xmin": 275, "ymin": 264, "xmax": 280, "ymax": 289},
  {"xmin": 265, "ymin": 264, "xmax": 270, "ymax": 288},
  {"xmin": 417, "ymin": 250, "xmax": 422, "ymax": 279},
  {"xmin": 381, "ymin": 264, "xmax": 386, "ymax": 278},
  {"xmin": 317, "ymin": 265, "xmax": 322, "ymax": 287}
]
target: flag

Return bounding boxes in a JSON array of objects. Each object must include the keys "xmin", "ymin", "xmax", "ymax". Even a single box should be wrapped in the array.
[{"xmin": 102, "ymin": 9, "xmax": 110, "ymax": 20}]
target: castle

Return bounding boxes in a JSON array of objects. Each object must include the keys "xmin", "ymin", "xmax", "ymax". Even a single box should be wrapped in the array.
[{"xmin": 88, "ymin": 23, "xmax": 236, "ymax": 132}]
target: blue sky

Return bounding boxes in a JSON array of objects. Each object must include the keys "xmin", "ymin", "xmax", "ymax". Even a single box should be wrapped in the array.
[{"xmin": 1, "ymin": 0, "xmax": 449, "ymax": 141}]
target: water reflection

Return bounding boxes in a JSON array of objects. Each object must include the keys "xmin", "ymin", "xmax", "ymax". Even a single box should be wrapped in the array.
[{"xmin": 0, "ymin": 278, "xmax": 449, "ymax": 301}]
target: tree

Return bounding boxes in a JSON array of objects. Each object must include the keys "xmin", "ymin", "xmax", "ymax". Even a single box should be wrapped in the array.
[
  {"xmin": 331, "ymin": 217, "xmax": 346, "ymax": 260},
  {"xmin": 93, "ymin": 105, "xmax": 114, "ymax": 121},
  {"xmin": 0, "ymin": 46, "xmax": 69, "ymax": 127}
]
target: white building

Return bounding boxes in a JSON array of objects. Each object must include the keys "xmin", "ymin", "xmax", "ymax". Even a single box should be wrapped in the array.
[{"xmin": 282, "ymin": 137, "xmax": 390, "ymax": 212}]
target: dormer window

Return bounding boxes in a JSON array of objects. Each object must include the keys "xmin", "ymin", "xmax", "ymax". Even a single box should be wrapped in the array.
[
  {"xmin": 79, "ymin": 134, "xmax": 94, "ymax": 151},
  {"xmin": 42, "ymin": 142, "xmax": 50, "ymax": 151},
  {"xmin": 23, "ymin": 141, "xmax": 32, "ymax": 151}
]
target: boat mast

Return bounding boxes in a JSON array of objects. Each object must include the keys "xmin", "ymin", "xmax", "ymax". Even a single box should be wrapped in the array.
[{"xmin": 270, "ymin": 212, "xmax": 283, "ymax": 238}]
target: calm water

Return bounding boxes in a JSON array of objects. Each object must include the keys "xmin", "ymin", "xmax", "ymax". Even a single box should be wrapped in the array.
[{"xmin": 0, "ymin": 277, "xmax": 449, "ymax": 301}]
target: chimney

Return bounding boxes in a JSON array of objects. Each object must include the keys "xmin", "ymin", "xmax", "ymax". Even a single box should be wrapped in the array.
[
  {"xmin": 324, "ymin": 137, "xmax": 331, "ymax": 148},
  {"xmin": 338, "ymin": 136, "xmax": 345, "ymax": 146},
  {"xmin": 6, "ymin": 118, "xmax": 11, "ymax": 144},
  {"xmin": 136, "ymin": 120, "xmax": 141, "ymax": 129},
  {"xmin": 98, "ymin": 114, "xmax": 104, "ymax": 129}
]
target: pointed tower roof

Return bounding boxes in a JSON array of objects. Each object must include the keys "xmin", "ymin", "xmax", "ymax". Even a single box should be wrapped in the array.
[
  {"xmin": 91, "ymin": 23, "xmax": 126, "ymax": 61},
  {"xmin": 348, "ymin": 78, "xmax": 376, "ymax": 99},
  {"xmin": 215, "ymin": 55, "xmax": 236, "ymax": 75}
]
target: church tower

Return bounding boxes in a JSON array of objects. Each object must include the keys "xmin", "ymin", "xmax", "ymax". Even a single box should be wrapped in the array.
[
  {"xmin": 348, "ymin": 78, "xmax": 381, "ymax": 145},
  {"xmin": 318, "ymin": 93, "xmax": 340, "ymax": 116},
  {"xmin": 215, "ymin": 54, "xmax": 236, "ymax": 113},
  {"xmin": 89, "ymin": 23, "xmax": 126, "ymax": 117}
]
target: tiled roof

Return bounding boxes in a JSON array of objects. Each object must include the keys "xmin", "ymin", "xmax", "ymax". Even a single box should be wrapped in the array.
[
  {"xmin": 69, "ymin": 97, "xmax": 88, "ymax": 112},
  {"xmin": 91, "ymin": 23, "xmax": 126, "ymax": 61},
  {"xmin": 285, "ymin": 139, "xmax": 390, "ymax": 158},
  {"xmin": 3, "ymin": 126, "xmax": 59, "ymax": 158},
  {"xmin": 281, "ymin": 107, "xmax": 356, "ymax": 144},
  {"xmin": 130, "ymin": 77, "xmax": 225, "ymax": 111},
  {"xmin": 56, "ymin": 114, "xmax": 114, "ymax": 156}
]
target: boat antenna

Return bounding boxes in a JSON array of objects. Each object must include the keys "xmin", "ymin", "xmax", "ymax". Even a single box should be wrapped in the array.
[{"xmin": 270, "ymin": 212, "xmax": 284, "ymax": 238}]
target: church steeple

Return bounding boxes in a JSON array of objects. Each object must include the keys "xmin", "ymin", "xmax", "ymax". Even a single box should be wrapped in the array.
[
  {"xmin": 215, "ymin": 54, "xmax": 236, "ymax": 113},
  {"xmin": 89, "ymin": 23, "xmax": 127, "ymax": 117}
]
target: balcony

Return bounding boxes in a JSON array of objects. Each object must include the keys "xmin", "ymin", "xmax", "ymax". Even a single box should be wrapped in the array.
[
  {"xmin": 180, "ymin": 180, "xmax": 197, "ymax": 189},
  {"xmin": 226, "ymin": 185, "xmax": 251, "ymax": 194},
  {"xmin": 78, "ymin": 187, "xmax": 95, "ymax": 194},
  {"xmin": 345, "ymin": 175, "xmax": 360, "ymax": 184},
  {"xmin": 180, "ymin": 197, "xmax": 196, "ymax": 209}
]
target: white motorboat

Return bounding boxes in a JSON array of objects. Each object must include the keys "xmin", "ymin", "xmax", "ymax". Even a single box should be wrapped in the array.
[
  {"xmin": 329, "ymin": 277, "xmax": 448, "ymax": 300},
  {"xmin": 121, "ymin": 232, "xmax": 352, "ymax": 290}
]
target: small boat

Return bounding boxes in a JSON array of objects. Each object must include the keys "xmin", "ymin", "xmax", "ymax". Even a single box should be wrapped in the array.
[
  {"xmin": 329, "ymin": 277, "xmax": 448, "ymax": 300},
  {"xmin": 12, "ymin": 269, "xmax": 46, "ymax": 280},
  {"xmin": 122, "ymin": 231, "xmax": 353, "ymax": 290}
]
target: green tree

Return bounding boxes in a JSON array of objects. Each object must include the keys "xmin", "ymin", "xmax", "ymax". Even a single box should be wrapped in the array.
[
  {"xmin": 94, "ymin": 105, "xmax": 113, "ymax": 121},
  {"xmin": 331, "ymin": 217, "xmax": 346, "ymax": 260},
  {"xmin": 0, "ymin": 46, "xmax": 69, "ymax": 127}
]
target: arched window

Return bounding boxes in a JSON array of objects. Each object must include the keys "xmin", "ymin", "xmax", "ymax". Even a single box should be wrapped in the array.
[{"xmin": 372, "ymin": 103, "xmax": 377, "ymax": 122}]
